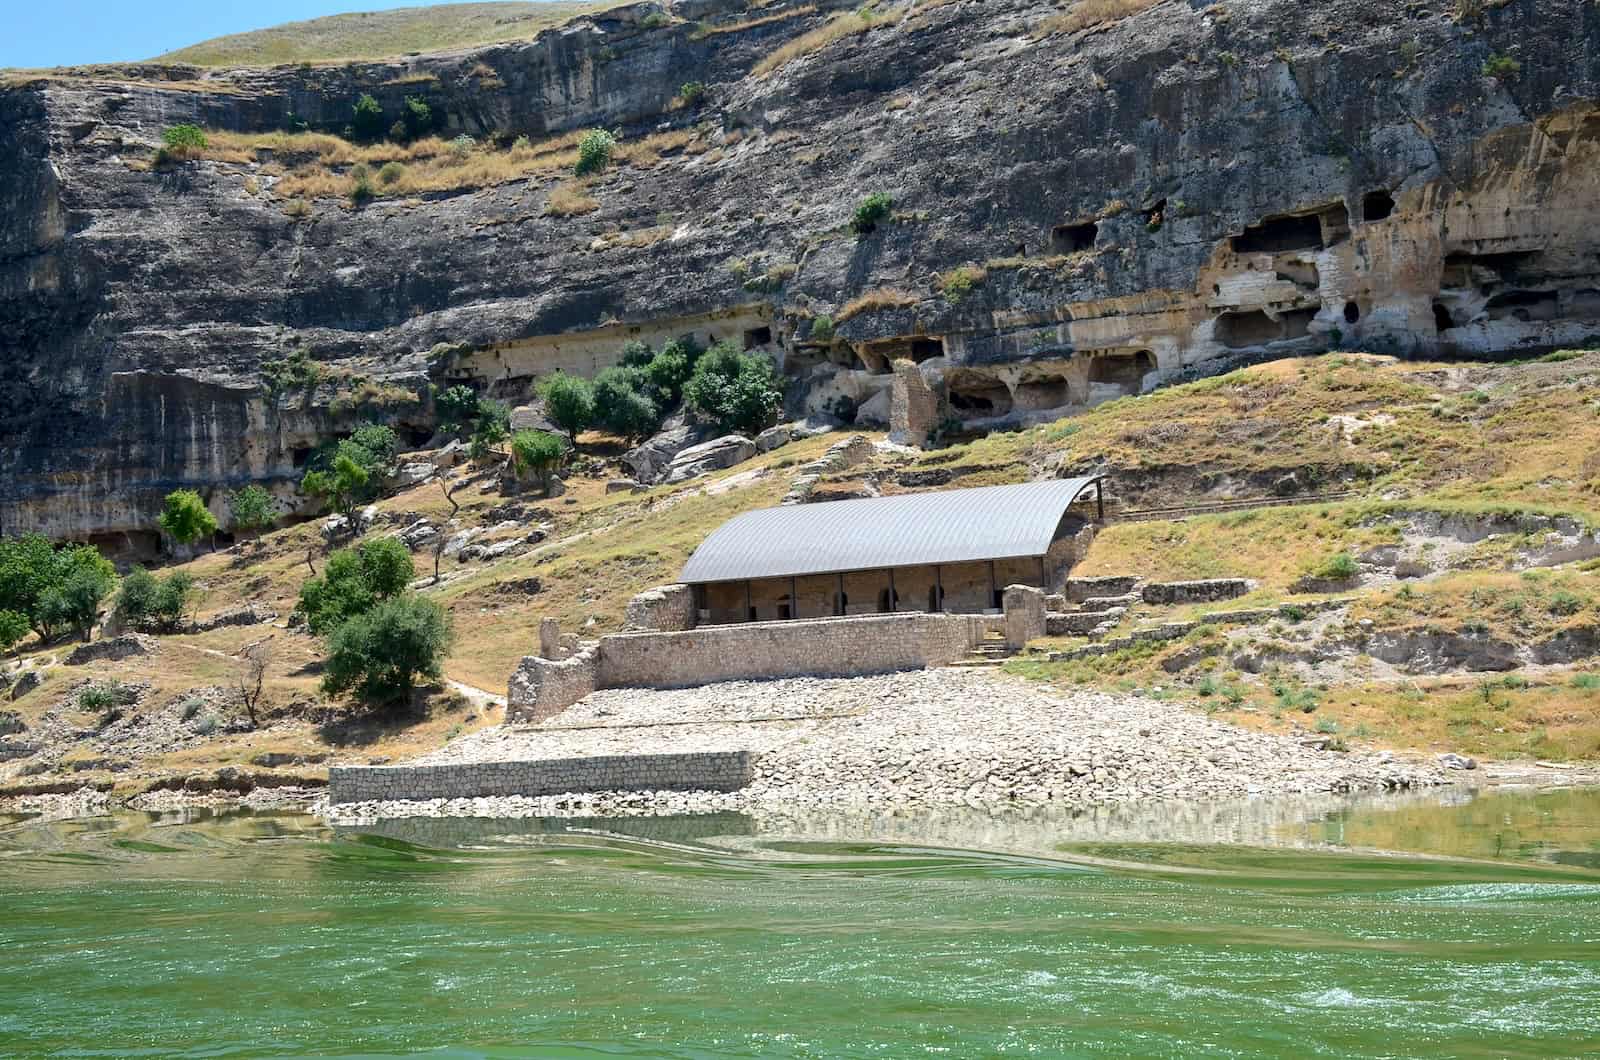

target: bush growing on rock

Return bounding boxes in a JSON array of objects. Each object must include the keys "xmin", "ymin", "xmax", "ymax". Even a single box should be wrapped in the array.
[
  {"xmin": 850, "ymin": 191, "xmax": 894, "ymax": 234},
  {"xmin": 537, "ymin": 372, "xmax": 595, "ymax": 442},
  {"xmin": 809, "ymin": 314, "xmax": 835, "ymax": 343},
  {"xmin": 575, "ymin": 128, "xmax": 616, "ymax": 175},
  {"xmin": 296, "ymin": 536, "xmax": 414, "ymax": 636},
  {"xmin": 320, "ymin": 594, "xmax": 453, "ymax": 707},
  {"xmin": 1315, "ymin": 552, "xmax": 1359, "ymax": 580},
  {"xmin": 158, "ymin": 489, "xmax": 219, "ymax": 548},
  {"xmin": 402, "ymin": 95, "xmax": 432, "ymax": 139},
  {"xmin": 352, "ymin": 93, "xmax": 386, "ymax": 141},
  {"xmin": 684, "ymin": 341, "xmax": 786, "ymax": 436},
  {"xmin": 511, "ymin": 429, "xmax": 565, "ymax": 492},
  {"xmin": 157, "ymin": 124, "xmax": 207, "ymax": 163}
]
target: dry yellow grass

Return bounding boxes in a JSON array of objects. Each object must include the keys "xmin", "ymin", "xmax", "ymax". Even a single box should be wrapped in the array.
[
  {"xmin": 1033, "ymin": 0, "xmax": 1161, "ymax": 37},
  {"xmin": 692, "ymin": 5, "xmax": 816, "ymax": 39},
  {"xmin": 545, "ymin": 179, "xmax": 599, "ymax": 216},
  {"xmin": 187, "ymin": 127, "xmax": 691, "ymax": 204},
  {"xmin": 836, "ymin": 287, "xmax": 919, "ymax": 322}
]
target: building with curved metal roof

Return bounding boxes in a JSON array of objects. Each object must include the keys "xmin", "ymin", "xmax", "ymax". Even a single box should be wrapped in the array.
[{"xmin": 680, "ymin": 477, "xmax": 1103, "ymax": 624}]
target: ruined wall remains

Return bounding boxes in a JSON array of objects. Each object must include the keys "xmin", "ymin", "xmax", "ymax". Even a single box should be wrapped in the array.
[
  {"xmin": 598, "ymin": 612, "xmax": 985, "ymax": 690},
  {"xmin": 624, "ymin": 584, "xmax": 697, "ymax": 631},
  {"xmin": 327, "ymin": 751, "xmax": 756, "ymax": 804},
  {"xmin": 1002, "ymin": 585, "xmax": 1047, "ymax": 651},
  {"xmin": 506, "ymin": 645, "xmax": 599, "ymax": 724}
]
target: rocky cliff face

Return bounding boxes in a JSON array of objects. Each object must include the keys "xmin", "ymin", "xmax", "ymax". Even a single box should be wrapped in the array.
[{"xmin": 3, "ymin": 0, "xmax": 1598, "ymax": 545}]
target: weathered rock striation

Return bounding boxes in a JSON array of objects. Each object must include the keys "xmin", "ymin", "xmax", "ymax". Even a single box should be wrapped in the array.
[{"xmin": 4, "ymin": 0, "xmax": 1599, "ymax": 543}]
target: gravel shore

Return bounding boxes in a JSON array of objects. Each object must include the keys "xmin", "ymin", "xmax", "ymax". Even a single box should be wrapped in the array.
[{"xmin": 330, "ymin": 669, "xmax": 1448, "ymax": 822}]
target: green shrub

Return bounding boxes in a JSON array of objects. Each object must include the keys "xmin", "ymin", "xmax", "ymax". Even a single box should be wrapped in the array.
[
  {"xmin": 1482, "ymin": 53, "xmax": 1520, "ymax": 81},
  {"xmin": 378, "ymin": 161, "xmax": 405, "ymax": 185},
  {"xmin": 592, "ymin": 366, "xmax": 661, "ymax": 441},
  {"xmin": 537, "ymin": 372, "xmax": 596, "ymax": 442},
  {"xmin": 402, "ymin": 95, "xmax": 432, "ymax": 139},
  {"xmin": 1196, "ymin": 676, "xmax": 1219, "ymax": 697},
  {"xmin": 644, "ymin": 345, "xmax": 693, "ymax": 407},
  {"xmin": 352, "ymin": 93, "xmax": 386, "ymax": 141},
  {"xmin": 296, "ymin": 536, "xmax": 414, "ymax": 636},
  {"xmin": 575, "ymin": 128, "xmax": 617, "ymax": 175},
  {"xmin": 1314, "ymin": 552, "xmax": 1358, "ymax": 580},
  {"xmin": 350, "ymin": 163, "xmax": 375, "ymax": 203},
  {"xmin": 620, "ymin": 339, "xmax": 655, "ymax": 368},
  {"xmin": 1314, "ymin": 717, "xmax": 1340, "ymax": 734},
  {"xmin": 1571, "ymin": 673, "xmax": 1600, "ymax": 691},
  {"xmin": 158, "ymin": 489, "xmax": 218, "ymax": 547},
  {"xmin": 435, "ymin": 384, "xmax": 481, "ymax": 436},
  {"xmin": 301, "ymin": 455, "xmax": 369, "ymax": 524},
  {"xmin": 511, "ymin": 429, "xmax": 566, "ymax": 490},
  {"xmin": 1549, "ymin": 591, "xmax": 1585, "ymax": 616},
  {"xmin": 448, "ymin": 134, "xmax": 475, "ymax": 161},
  {"xmin": 810, "ymin": 314, "xmax": 835, "ymax": 344},
  {"xmin": 77, "ymin": 681, "xmax": 133, "ymax": 713},
  {"xmin": 1274, "ymin": 684, "xmax": 1320, "ymax": 713},
  {"xmin": 115, "ymin": 568, "xmax": 195, "ymax": 631},
  {"xmin": 677, "ymin": 80, "xmax": 706, "ymax": 107},
  {"xmin": 850, "ymin": 192, "xmax": 894, "ymax": 234},
  {"xmin": 683, "ymin": 341, "xmax": 785, "ymax": 436},
  {"xmin": 261, "ymin": 348, "xmax": 324, "ymax": 397},
  {"xmin": 321, "ymin": 594, "xmax": 453, "ymax": 707},
  {"xmin": 160, "ymin": 124, "xmax": 207, "ymax": 157},
  {"xmin": 228, "ymin": 485, "xmax": 275, "ymax": 536},
  {"xmin": 469, "ymin": 399, "xmax": 510, "ymax": 459}
]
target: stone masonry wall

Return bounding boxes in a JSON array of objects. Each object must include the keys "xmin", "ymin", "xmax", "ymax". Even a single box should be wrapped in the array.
[
  {"xmin": 624, "ymin": 583, "xmax": 697, "ymax": 631},
  {"xmin": 327, "ymin": 751, "xmax": 756, "ymax": 804},
  {"xmin": 1141, "ymin": 579, "xmax": 1254, "ymax": 604},
  {"xmin": 506, "ymin": 645, "xmax": 599, "ymax": 723},
  {"xmin": 597, "ymin": 612, "xmax": 985, "ymax": 690}
]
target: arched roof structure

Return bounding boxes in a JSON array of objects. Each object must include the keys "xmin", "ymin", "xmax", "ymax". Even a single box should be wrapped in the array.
[{"xmin": 679, "ymin": 477, "xmax": 1103, "ymax": 584}]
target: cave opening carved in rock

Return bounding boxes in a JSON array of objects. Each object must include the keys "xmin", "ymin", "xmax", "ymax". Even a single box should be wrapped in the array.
[
  {"xmin": 1231, "ymin": 212, "xmax": 1325, "ymax": 254},
  {"xmin": 1215, "ymin": 308, "xmax": 1316, "ymax": 348},
  {"xmin": 1362, "ymin": 189, "xmax": 1395, "ymax": 222},
  {"xmin": 1486, "ymin": 290, "xmax": 1559, "ymax": 322},
  {"xmin": 1012, "ymin": 363, "xmax": 1073, "ymax": 410},
  {"xmin": 946, "ymin": 369, "xmax": 1013, "ymax": 419},
  {"xmin": 1051, "ymin": 221, "xmax": 1098, "ymax": 254},
  {"xmin": 1087, "ymin": 350, "xmax": 1156, "ymax": 395}
]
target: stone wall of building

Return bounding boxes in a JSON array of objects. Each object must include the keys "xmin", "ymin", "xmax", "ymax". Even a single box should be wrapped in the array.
[
  {"xmin": 506, "ymin": 645, "xmax": 599, "ymax": 723},
  {"xmin": 327, "ymin": 751, "xmax": 756, "ymax": 804},
  {"xmin": 597, "ymin": 612, "xmax": 985, "ymax": 691},
  {"xmin": 1141, "ymin": 579, "xmax": 1254, "ymax": 604},
  {"xmin": 1002, "ymin": 585, "xmax": 1047, "ymax": 650},
  {"xmin": 624, "ymin": 584, "xmax": 697, "ymax": 631}
]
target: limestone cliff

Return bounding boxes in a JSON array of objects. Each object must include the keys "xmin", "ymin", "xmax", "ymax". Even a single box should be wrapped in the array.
[{"xmin": 2, "ymin": 0, "xmax": 1598, "ymax": 546}]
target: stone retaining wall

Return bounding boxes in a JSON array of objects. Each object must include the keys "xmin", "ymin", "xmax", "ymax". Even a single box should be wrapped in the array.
[
  {"xmin": 1141, "ymin": 579, "xmax": 1253, "ymax": 604},
  {"xmin": 328, "ymin": 751, "xmax": 756, "ymax": 804},
  {"xmin": 599, "ymin": 612, "xmax": 984, "ymax": 690},
  {"xmin": 507, "ymin": 612, "xmax": 986, "ymax": 720}
]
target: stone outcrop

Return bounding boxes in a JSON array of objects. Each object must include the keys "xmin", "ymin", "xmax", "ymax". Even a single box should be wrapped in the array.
[
  {"xmin": 663, "ymin": 434, "xmax": 757, "ymax": 484},
  {"xmin": 4, "ymin": 0, "xmax": 1600, "ymax": 538}
]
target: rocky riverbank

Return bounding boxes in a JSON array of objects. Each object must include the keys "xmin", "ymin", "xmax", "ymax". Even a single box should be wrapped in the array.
[{"xmin": 326, "ymin": 669, "xmax": 1457, "ymax": 822}]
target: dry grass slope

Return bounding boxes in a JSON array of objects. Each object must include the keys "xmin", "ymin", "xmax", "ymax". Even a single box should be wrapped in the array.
[{"xmin": 157, "ymin": 2, "xmax": 626, "ymax": 66}]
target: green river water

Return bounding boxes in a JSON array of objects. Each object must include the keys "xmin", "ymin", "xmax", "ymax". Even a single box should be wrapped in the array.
[{"xmin": 2, "ymin": 787, "xmax": 1599, "ymax": 1058}]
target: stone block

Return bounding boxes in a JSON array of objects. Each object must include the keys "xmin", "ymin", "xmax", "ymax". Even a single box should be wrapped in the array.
[
  {"xmin": 624, "ymin": 584, "xmax": 697, "ymax": 632},
  {"xmin": 1002, "ymin": 584, "xmax": 1047, "ymax": 650}
]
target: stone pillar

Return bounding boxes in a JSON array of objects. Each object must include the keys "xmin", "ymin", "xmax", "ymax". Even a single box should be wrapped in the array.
[
  {"xmin": 1002, "ymin": 584, "xmax": 1047, "ymax": 651},
  {"xmin": 539, "ymin": 617, "xmax": 563, "ymax": 660},
  {"xmin": 889, "ymin": 359, "xmax": 940, "ymax": 448}
]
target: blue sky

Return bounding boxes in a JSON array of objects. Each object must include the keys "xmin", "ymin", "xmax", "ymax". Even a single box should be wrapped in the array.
[{"xmin": 3, "ymin": 1, "xmax": 443, "ymax": 68}]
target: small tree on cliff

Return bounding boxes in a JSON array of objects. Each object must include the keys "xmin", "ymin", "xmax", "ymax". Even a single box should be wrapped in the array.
[
  {"xmin": 511, "ymin": 429, "xmax": 565, "ymax": 494},
  {"xmin": 0, "ymin": 609, "xmax": 29, "ymax": 657},
  {"xmin": 158, "ymin": 489, "xmax": 219, "ymax": 550}
]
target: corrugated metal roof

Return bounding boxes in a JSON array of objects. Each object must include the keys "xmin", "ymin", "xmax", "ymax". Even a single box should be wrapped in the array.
[{"xmin": 680, "ymin": 477, "xmax": 1102, "ymax": 584}]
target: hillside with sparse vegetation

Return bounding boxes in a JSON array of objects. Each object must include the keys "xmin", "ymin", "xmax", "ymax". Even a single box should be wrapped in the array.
[{"xmin": 156, "ymin": 2, "xmax": 623, "ymax": 66}]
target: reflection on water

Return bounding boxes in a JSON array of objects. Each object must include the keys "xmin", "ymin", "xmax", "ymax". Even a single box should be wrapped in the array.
[{"xmin": 1, "ymin": 786, "xmax": 1598, "ymax": 1058}]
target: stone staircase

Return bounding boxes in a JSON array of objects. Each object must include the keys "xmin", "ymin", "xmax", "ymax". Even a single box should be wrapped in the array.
[
  {"xmin": 951, "ymin": 630, "xmax": 1012, "ymax": 668},
  {"xmin": 1045, "ymin": 576, "xmax": 1145, "ymax": 641}
]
